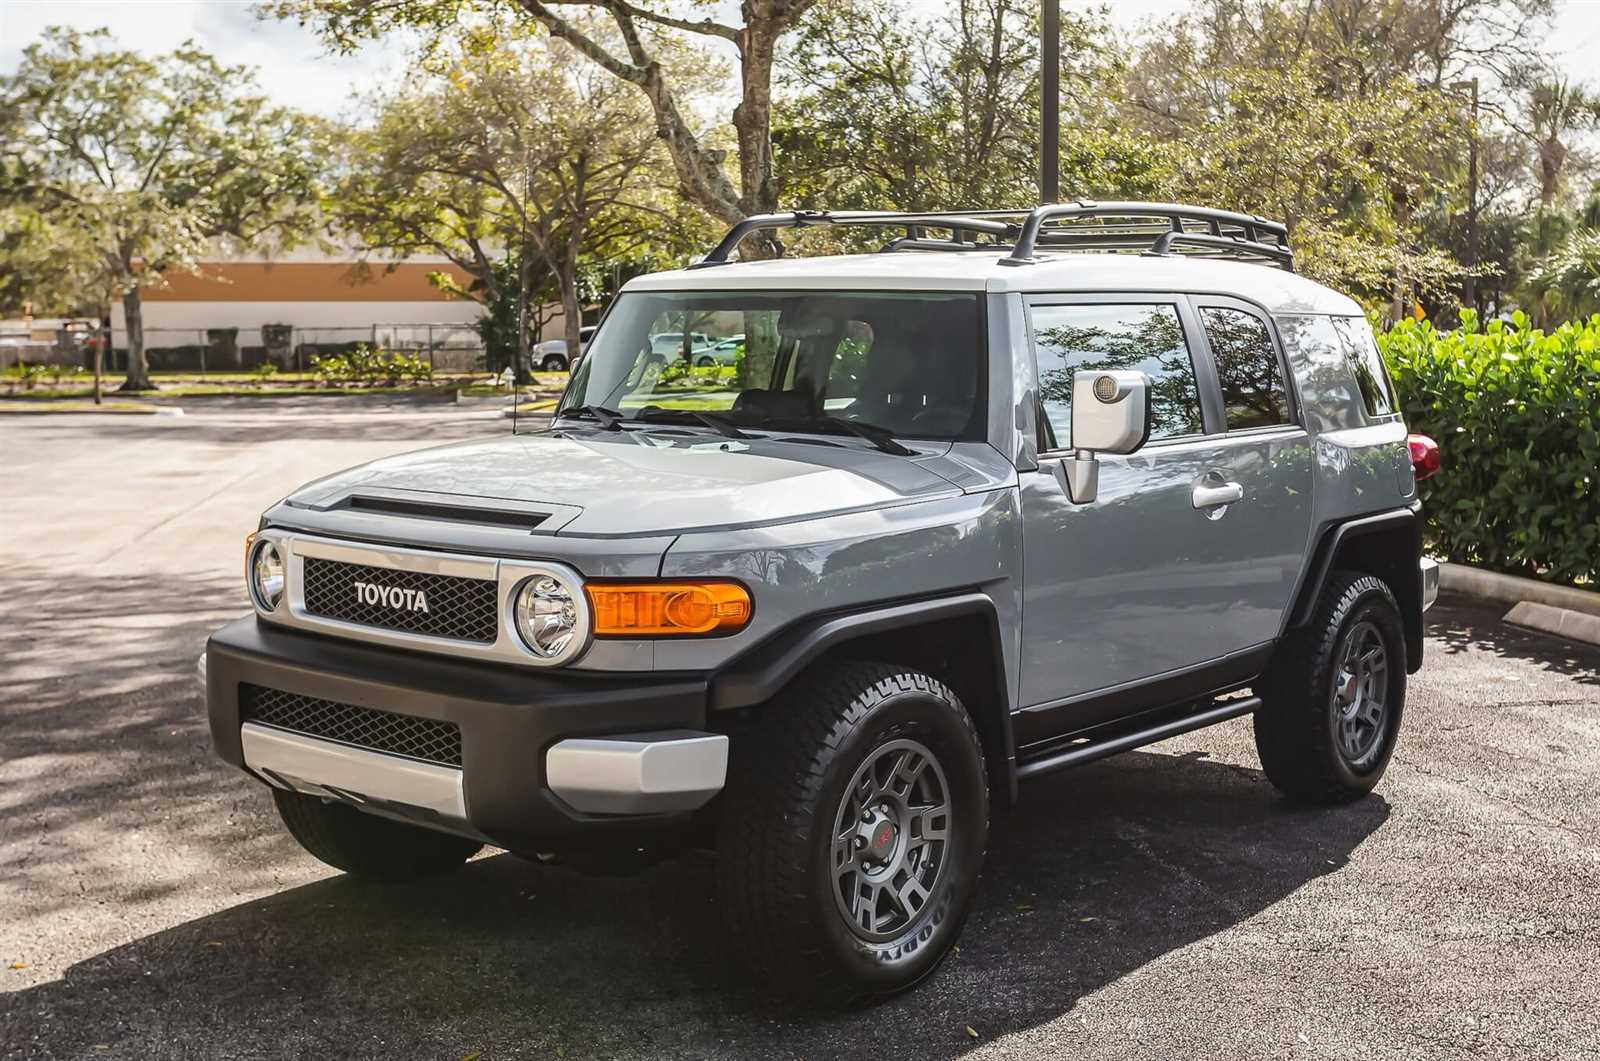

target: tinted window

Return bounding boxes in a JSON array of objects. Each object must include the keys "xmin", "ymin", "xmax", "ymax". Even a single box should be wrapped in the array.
[
  {"xmin": 1031, "ymin": 303, "xmax": 1202, "ymax": 447},
  {"xmin": 1201, "ymin": 307, "xmax": 1290, "ymax": 429},
  {"xmin": 565, "ymin": 291, "xmax": 984, "ymax": 440},
  {"xmin": 1330, "ymin": 316, "xmax": 1397, "ymax": 418}
]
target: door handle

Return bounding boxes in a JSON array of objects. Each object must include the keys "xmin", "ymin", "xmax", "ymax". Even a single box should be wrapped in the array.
[{"xmin": 1192, "ymin": 481, "xmax": 1244, "ymax": 509}]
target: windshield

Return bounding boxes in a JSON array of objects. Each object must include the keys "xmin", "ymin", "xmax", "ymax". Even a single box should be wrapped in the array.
[{"xmin": 562, "ymin": 291, "xmax": 985, "ymax": 441}]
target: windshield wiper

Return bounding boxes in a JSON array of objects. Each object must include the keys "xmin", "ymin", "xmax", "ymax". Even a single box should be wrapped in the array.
[
  {"xmin": 556, "ymin": 404, "xmax": 625, "ymax": 431},
  {"xmin": 631, "ymin": 407, "xmax": 754, "ymax": 440},
  {"xmin": 802, "ymin": 415, "xmax": 915, "ymax": 456}
]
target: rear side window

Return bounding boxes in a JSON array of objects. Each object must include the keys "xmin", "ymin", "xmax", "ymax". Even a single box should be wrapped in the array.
[
  {"xmin": 1030, "ymin": 303, "xmax": 1203, "ymax": 446},
  {"xmin": 1200, "ymin": 307, "xmax": 1290, "ymax": 429},
  {"xmin": 1330, "ymin": 316, "xmax": 1397, "ymax": 418}
]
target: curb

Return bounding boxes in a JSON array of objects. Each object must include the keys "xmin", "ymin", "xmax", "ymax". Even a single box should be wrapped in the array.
[
  {"xmin": 1502, "ymin": 601, "xmax": 1600, "ymax": 649},
  {"xmin": 1438, "ymin": 563, "xmax": 1600, "ymax": 619}
]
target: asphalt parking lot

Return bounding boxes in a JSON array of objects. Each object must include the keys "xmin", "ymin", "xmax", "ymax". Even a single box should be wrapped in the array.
[{"xmin": 3, "ymin": 396, "xmax": 1598, "ymax": 1060}]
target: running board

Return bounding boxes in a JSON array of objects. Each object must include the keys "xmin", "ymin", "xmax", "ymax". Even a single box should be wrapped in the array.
[{"xmin": 1015, "ymin": 696, "xmax": 1262, "ymax": 780}]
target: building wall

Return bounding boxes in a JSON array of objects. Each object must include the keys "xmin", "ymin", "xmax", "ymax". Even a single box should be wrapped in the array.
[{"xmin": 111, "ymin": 261, "xmax": 493, "ymax": 351}]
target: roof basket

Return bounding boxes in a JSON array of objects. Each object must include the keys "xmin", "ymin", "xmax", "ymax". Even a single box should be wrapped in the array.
[{"xmin": 692, "ymin": 201, "xmax": 1294, "ymax": 272}]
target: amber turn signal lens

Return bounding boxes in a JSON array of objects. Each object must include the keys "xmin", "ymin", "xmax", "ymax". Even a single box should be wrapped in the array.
[{"xmin": 587, "ymin": 582, "xmax": 752, "ymax": 637}]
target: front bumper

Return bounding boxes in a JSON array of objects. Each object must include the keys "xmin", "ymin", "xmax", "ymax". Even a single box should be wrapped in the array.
[
  {"xmin": 1421, "ymin": 557, "xmax": 1440, "ymax": 612},
  {"xmin": 204, "ymin": 615, "xmax": 724, "ymax": 850}
]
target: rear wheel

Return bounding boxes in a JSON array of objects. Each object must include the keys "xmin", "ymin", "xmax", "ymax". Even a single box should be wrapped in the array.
[
  {"xmin": 272, "ymin": 788, "xmax": 482, "ymax": 880},
  {"xmin": 695, "ymin": 355, "xmax": 717, "ymax": 368},
  {"xmin": 717, "ymin": 662, "xmax": 989, "ymax": 999},
  {"xmin": 1255, "ymin": 570, "xmax": 1407, "ymax": 803}
]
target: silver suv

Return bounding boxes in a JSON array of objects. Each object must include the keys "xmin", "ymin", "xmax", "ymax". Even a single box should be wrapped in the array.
[{"xmin": 203, "ymin": 203, "xmax": 1439, "ymax": 999}]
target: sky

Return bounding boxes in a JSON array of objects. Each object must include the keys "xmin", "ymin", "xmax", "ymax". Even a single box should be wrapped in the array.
[{"xmin": 2, "ymin": 0, "xmax": 1600, "ymax": 118}]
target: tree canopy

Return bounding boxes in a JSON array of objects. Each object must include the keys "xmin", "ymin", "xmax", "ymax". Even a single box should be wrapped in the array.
[{"xmin": 0, "ymin": 27, "xmax": 323, "ymax": 390}]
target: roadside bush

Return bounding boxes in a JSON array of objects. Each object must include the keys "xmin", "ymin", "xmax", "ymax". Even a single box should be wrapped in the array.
[
  {"xmin": 310, "ymin": 345, "xmax": 434, "ymax": 388},
  {"xmin": 1379, "ymin": 311, "xmax": 1600, "ymax": 587}
]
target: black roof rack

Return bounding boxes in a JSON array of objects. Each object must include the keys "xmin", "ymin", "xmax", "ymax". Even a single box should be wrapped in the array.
[{"xmin": 692, "ymin": 202, "xmax": 1294, "ymax": 272}]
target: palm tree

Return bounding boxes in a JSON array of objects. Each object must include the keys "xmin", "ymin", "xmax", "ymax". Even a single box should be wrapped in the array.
[
  {"xmin": 1524, "ymin": 228, "xmax": 1600, "ymax": 325},
  {"xmin": 1521, "ymin": 78, "xmax": 1600, "ymax": 208}
]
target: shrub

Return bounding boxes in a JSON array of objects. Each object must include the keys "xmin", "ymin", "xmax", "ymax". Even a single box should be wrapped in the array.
[
  {"xmin": 309, "ymin": 345, "xmax": 433, "ymax": 389},
  {"xmin": 1379, "ymin": 310, "xmax": 1600, "ymax": 587}
]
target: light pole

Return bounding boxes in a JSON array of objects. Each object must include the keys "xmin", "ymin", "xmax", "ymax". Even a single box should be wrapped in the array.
[
  {"xmin": 1450, "ymin": 78, "xmax": 1480, "ymax": 315},
  {"xmin": 1041, "ymin": 0, "xmax": 1059, "ymax": 204}
]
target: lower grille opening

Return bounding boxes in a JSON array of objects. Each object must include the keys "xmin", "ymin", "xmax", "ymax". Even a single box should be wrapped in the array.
[{"xmin": 241, "ymin": 684, "xmax": 462, "ymax": 767}]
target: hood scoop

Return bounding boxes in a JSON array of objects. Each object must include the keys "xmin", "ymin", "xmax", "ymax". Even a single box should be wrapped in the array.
[{"xmin": 344, "ymin": 494, "xmax": 551, "ymax": 531}]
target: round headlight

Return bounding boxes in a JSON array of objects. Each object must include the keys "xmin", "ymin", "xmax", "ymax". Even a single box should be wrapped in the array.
[
  {"xmin": 513, "ymin": 574, "xmax": 585, "ymax": 662},
  {"xmin": 250, "ymin": 540, "xmax": 285, "ymax": 612}
]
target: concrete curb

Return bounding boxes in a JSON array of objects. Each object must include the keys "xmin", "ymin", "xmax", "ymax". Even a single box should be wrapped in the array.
[
  {"xmin": 1438, "ymin": 562, "xmax": 1600, "ymax": 619},
  {"xmin": 1502, "ymin": 601, "xmax": 1600, "ymax": 648}
]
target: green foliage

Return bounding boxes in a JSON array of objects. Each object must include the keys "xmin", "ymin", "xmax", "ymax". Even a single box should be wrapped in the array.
[
  {"xmin": 1380, "ymin": 311, "xmax": 1600, "ymax": 586},
  {"xmin": 310, "ymin": 345, "xmax": 434, "ymax": 388},
  {"xmin": 1523, "ymin": 228, "xmax": 1600, "ymax": 324},
  {"xmin": 0, "ymin": 27, "xmax": 324, "ymax": 387}
]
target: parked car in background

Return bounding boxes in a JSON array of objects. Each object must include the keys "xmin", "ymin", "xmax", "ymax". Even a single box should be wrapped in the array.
[
  {"xmin": 693, "ymin": 334, "xmax": 744, "ymax": 367},
  {"xmin": 648, "ymin": 331, "xmax": 713, "ymax": 361},
  {"xmin": 532, "ymin": 325, "xmax": 596, "ymax": 372}
]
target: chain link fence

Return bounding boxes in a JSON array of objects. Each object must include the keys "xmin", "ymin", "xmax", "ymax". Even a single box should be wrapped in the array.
[{"xmin": 91, "ymin": 323, "xmax": 488, "ymax": 375}]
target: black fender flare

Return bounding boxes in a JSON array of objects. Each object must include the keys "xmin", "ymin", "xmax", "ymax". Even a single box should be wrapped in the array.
[
  {"xmin": 707, "ymin": 591, "xmax": 1017, "ymax": 801},
  {"xmin": 1285, "ymin": 503, "xmax": 1424, "ymax": 673}
]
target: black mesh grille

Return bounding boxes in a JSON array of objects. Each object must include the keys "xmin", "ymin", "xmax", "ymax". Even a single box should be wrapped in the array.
[
  {"xmin": 242, "ymin": 685, "xmax": 462, "ymax": 767},
  {"xmin": 302, "ymin": 556, "xmax": 498, "ymax": 643}
]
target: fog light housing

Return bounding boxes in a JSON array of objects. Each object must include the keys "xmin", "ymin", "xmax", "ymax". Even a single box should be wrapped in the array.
[
  {"xmin": 249, "ymin": 538, "xmax": 285, "ymax": 612},
  {"xmin": 513, "ymin": 573, "xmax": 586, "ymax": 663}
]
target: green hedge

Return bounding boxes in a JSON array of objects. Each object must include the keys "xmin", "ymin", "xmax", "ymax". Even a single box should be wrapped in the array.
[{"xmin": 1378, "ymin": 311, "xmax": 1600, "ymax": 588}]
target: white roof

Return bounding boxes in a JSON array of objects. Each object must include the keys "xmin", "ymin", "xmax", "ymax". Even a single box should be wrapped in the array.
[{"xmin": 625, "ymin": 250, "xmax": 1361, "ymax": 316}]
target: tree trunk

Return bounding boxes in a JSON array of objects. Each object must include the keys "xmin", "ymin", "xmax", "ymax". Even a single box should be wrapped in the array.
[
  {"xmin": 733, "ymin": 22, "xmax": 780, "ymax": 216},
  {"xmin": 118, "ymin": 287, "xmax": 154, "ymax": 392},
  {"xmin": 1538, "ymin": 137, "xmax": 1567, "ymax": 207}
]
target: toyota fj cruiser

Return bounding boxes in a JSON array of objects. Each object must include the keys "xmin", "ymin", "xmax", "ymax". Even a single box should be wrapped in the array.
[{"xmin": 202, "ymin": 202, "xmax": 1440, "ymax": 998}]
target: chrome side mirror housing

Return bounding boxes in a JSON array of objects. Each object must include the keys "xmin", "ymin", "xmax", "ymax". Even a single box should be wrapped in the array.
[{"xmin": 1057, "ymin": 370, "xmax": 1152, "ymax": 504}]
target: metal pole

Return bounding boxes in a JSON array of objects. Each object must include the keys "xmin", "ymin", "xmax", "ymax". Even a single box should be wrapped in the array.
[
  {"xmin": 1041, "ymin": 0, "xmax": 1060, "ymax": 204},
  {"xmin": 1450, "ymin": 78, "xmax": 1480, "ymax": 316},
  {"xmin": 1465, "ymin": 78, "xmax": 1480, "ymax": 315}
]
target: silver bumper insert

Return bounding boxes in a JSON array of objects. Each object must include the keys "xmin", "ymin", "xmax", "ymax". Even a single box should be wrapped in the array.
[
  {"xmin": 241, "ymin": 721, "xmax": 468, "ymax": 823},
  {"xmin": 546, "ymin": 731, "xmax": 728, "ymax": 816},
  {"xmin": 1421, "ymin": 557, "xmax": 1440, "ymax": 612}
]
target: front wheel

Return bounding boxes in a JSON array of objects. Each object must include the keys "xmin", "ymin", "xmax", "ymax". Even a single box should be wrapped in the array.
[
  {"xmin": 717, "ymin": 662, "xmax": 989, "ymax": 999},
  {"xmin": 539, "ymin": 354, "xmax": 568, "ymax": 373},
  {"xmin": 1255, "ymin": 570, "xmax": 1407, "ymax": 803}
]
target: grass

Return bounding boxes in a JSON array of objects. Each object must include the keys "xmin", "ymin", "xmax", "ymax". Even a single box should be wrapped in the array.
[{"xmin": 0, "ymin": 400, "xmax": 158, "ymax": 414}]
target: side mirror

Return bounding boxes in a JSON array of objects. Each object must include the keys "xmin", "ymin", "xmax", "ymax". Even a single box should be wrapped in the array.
[{"xmin": 1058, "ymin": 370, "xmax": 1151, "ymax": 504}]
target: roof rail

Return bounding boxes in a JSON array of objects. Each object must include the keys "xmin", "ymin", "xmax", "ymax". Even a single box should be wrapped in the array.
[
  {"xmin": 693, "ymin": 202, "xmax": 1294, "ymax": 272},
  {"xmin": 689, "ymin": 210, "xmax": 1019, "ymax": 269},
  {"xmin": 1003, "ymin": 201, "xmax": 1292, "ymax": 271}
]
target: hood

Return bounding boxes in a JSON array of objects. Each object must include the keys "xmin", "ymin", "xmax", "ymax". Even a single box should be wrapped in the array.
[{"xmin": 284, "ymin": 429, "xmax": 967, "ymax": 536}]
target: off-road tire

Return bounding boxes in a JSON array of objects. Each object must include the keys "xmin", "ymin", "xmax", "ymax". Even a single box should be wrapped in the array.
[
  {"xmin": 1255, "ymin": 570, "xmax": 1407, "ymax": 804},
  {"xmin": 717, "ymin": 662, "xmax": 989, "ymax": 1000},
  {"xmin": 272, "ymin": 788, "xmax": 482, "ymax": 880}
]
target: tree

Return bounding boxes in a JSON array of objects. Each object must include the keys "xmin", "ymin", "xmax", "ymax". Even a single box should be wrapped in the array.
[
  {"xmin": 269, "ymin": 0, "xmax": 819, "ymax": 244},
  {"xmin": 334, "ymin": 24, "xmax": 680, "ymax": 368},
  {"xmin": 1517, "ymin": 77, "xmax": 1600, "ymax": 207},
  {"xmin": 773, "ymin": 0, "xmax": 1166, "ymax": 213},
  {"xmin": 0, "ymin": 28, "xmax": 322, "ymax": 392}
]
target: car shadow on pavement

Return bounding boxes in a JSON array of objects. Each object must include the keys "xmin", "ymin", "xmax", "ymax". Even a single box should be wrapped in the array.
[
  {"xmin": 1428, "ymin": 594, "xmax": 1600, "ymax": 686},
  {"xmin": 3, "ymin": 738, "xmax": 1390, "ymax": 1059}
]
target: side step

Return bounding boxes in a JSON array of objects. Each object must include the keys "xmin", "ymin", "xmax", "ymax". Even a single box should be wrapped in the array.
[{"xmin": 1015, "ymin": 696, "xmax": 1261, "ymax": 781}]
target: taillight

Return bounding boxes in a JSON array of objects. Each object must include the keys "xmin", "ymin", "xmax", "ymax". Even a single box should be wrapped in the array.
[{"xmin": 1408, "ymin": 433, "xmax": 1440, "ymax": 481}]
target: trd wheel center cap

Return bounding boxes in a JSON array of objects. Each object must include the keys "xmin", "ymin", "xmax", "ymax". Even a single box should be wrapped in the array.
[{"xmin": 858, "ymin": 811, "xmax": 899, "ymax": 866}]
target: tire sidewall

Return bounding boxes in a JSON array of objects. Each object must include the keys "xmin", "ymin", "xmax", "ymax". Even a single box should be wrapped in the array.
[
  {"xmin": 1321, "ymin": 585, "xmax": 1406, "ymax": 788},
  {"xmin": 806, "ymin": 687, "xmax": 987, "ymax": 993}
]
